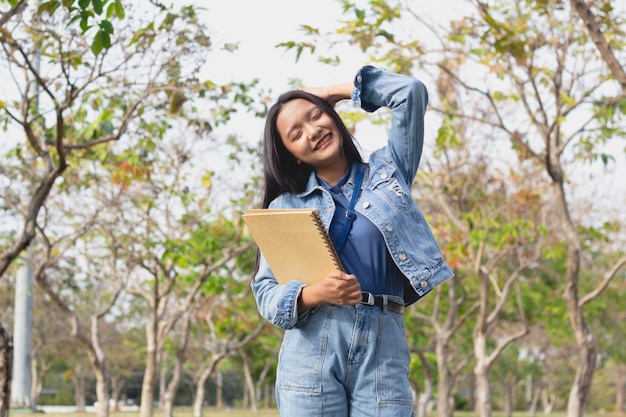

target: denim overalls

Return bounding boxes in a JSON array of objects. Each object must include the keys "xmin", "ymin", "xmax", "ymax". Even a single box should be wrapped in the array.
[{"xmin": 252, "ymin": 66, "xmax": 454, "ymax": 416}]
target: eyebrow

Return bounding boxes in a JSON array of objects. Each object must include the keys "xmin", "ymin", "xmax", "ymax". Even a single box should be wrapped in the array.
[{"xmin": 285, "ymin": 105, "xmax": 319, "ymax": 139}]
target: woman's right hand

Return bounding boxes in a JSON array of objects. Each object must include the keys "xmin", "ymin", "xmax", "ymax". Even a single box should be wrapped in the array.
[
  {"xmin": 300, "ymin": 82, "xmax": 354, "ymax": 108},
  {"xmin": 297, "ymin": 271, "xmax": 362, "ymax": 312}
]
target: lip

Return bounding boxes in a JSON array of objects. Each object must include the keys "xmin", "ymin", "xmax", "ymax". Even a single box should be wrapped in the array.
[{"xmin": 314, "ymin": 133, "xmax": 332, "ymax": 151}]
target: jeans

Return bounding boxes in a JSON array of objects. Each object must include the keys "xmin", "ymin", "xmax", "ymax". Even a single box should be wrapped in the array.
[{"xmin": 276, "ymin": 301, "xmax": 415, "ymax": 417}]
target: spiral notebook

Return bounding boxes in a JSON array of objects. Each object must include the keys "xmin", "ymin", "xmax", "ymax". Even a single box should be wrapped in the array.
[{"xmin": 242, "ymin": 208, "xmax": 344, "ymax": 285}]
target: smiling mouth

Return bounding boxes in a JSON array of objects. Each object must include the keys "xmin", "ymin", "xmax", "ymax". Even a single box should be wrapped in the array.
[{"xmin": 314, "ymin": 134, "xmax": 331, "ymax": 150}]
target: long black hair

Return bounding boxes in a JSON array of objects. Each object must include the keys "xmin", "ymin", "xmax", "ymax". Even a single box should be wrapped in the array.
[{"xmin": 260, "ymin": 90, "xmax": 363, "ymax": 208}]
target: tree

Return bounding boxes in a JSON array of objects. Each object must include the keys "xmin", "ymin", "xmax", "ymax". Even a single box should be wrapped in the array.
[
  {"xmin": 1, "ymin": 0, "xmax": 124, "ymax": 54},
  {"xmin": 407, "ymin": 273, "xmax": 476, "ymax": 417},
  {"xmin": 1, "ymin": 1, "xmax": 263, "ymax": 415},
  {"xmin": 0, "ymin": 325, "xmax": 10, "ymax": 417},
  {"xmin": 0, "ymin": 0, "xmax": 127, "ymax": 280},
  {"xmin": 0, "ymin": 0, "xmax": 124, "ymax": 410},
  {"xmin": 187, "ymin": 288, "xmax": 265, "ymax": 417},
  {"xmin": 29, "ymin": 283, "xmax": 83, "ymax": 408},
  {"xmin": 441, "ymin": 3, "xmax": 626, "ymax": 416},
  {"xmin": 159, "ymin": 312, "xmax": 191, "ymax": 417}
]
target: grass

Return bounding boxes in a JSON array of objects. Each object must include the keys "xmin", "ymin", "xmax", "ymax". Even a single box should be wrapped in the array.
[
  {"xmin": 9, "ymin": 407, "xmax": 279, "ymax": 417},
  {"xmin": 10, "ymin": 408, "xmax": 626, "ymax": 417}
]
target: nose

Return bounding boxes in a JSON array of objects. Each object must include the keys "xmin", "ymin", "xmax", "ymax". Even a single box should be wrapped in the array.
[{"xmin": 305, "ymin": 124, "xmax": 320, "ymax": 140}]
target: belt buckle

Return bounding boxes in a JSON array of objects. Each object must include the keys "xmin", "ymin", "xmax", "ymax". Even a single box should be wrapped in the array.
[{"xmin": 360, "ymin": 292, "xmax": 375, "ymax": 306}]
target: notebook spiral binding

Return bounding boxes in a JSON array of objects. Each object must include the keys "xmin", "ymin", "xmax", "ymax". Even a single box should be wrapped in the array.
[{"xmin": 310, "ymin": 210, "xmax": 344, "ymax": 271}]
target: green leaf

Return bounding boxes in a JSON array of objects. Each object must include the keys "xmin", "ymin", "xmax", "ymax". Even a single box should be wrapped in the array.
[
  {"xmin": 37, "ymin": 1, "xmax": 61, "ymax": 16},
  {"xmin": 115, "ymin": 0, "xmax": 125, "ymax": 18},
  {"xmin": 79, "ymin": 11, "xmax": 91, "ymax": 32},
  {"xmin": 106, "ymin": 2, "xmax": 114, "ymax": 18},
  {"xmin": 92, "ymin": 0, "xmax": 102, "ymax": 14},
  {"xmin": 100, "ymin": 19, "xmax": 114, "ymax": 34},
  {"xmin": 91, "ymin": 31, "xmax": 103, "ymax": 55}
]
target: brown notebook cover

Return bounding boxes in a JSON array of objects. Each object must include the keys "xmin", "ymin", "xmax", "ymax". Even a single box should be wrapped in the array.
[{"xmin": 242, "ymin": 208, "xmax": 344, "ymax": 285}]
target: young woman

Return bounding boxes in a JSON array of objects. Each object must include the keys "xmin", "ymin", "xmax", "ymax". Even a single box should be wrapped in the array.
[{"xmin": 251, "ymin": 65, "xmax": 453, "ymax": 417}]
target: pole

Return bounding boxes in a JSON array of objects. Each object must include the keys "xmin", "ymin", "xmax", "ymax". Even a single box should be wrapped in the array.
[
  {"xmin": 10, "ymin": 263, "xmax": 33, "ymax": 409},
  {"xmin": 10, "ymin": 45, "xmax": 40, "ymax": 411}
]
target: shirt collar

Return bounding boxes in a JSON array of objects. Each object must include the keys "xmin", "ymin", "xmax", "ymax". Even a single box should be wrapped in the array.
[{"xmin": 316, "ymin": 165, "xmax": 352, "ymax": 193}]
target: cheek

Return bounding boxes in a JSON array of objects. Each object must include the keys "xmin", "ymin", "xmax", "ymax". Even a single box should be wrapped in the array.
[{"xmin": 281, "ymin": 140, "xmax": 305, "ymax": 160}]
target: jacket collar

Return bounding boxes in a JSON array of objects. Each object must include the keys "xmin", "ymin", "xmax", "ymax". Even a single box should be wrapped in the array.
[{"xmin": 298, "ymin": 162, "xmax": 365, "ymax": 198}]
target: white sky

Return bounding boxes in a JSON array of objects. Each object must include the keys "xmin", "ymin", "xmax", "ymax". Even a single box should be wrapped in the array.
[
  {"xmin": 200, "ymin": 0, "xmax": 384, "ymax": 91},
  {"xmin": 198, "ymin": 0, "xmax": 382, "ymax": 157},
  {"xmin": 197, "ymin": 0, "xmax": 474, "ymax": 154},
  {"xmin": 199, "ymin": 0, "xmax": 472, "ymax": 91}
]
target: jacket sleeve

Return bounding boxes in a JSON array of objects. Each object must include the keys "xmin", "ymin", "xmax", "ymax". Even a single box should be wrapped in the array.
[
  {"xmin": 351, "ymin": 65, "xmax": 429, "ymax": 185},
  {"xmin": 250, "ymin": 256, "xmax": 310, "ymax": 330}
]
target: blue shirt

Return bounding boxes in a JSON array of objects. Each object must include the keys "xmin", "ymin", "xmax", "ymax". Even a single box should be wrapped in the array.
[{"xmin": 317, "ymin": 168, "xmax": 405, "ymax": 296}]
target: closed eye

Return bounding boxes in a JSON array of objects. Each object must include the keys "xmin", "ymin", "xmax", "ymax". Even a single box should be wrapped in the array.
[{"xmin": 311, "ymin": 109, "xmax": 322, "ymax": 120}]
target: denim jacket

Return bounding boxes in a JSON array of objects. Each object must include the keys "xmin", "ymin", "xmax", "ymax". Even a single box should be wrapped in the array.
[{"xmin": 252, "ymin": 66, "xmax": 454, "ymax": 330}]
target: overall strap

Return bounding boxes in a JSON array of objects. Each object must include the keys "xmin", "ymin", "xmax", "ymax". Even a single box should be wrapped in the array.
[{"xmin": 335, "ymin": 165, "xmax": 364, "ymax": 254}]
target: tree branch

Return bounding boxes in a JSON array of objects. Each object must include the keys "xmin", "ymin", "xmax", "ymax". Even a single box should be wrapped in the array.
[
  {"xmin": 579, "ymin": 255, "xmax": 626, "ymax": 307},
  {"xmin": 0, "ymin": 0, "xmax": 26, "ymax": 27},
  {"xmin": 570, "ymin": 0, "xmax": 626, "ymax": 93}
]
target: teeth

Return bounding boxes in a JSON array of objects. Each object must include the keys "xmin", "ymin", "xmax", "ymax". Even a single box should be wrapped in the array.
[{"xmin": 316, "ymin": 136, "xmax": 329, "ymax": 150}]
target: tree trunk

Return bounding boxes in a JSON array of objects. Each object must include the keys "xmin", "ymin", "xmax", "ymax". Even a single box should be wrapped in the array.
[
  {"xmin": 158, "ymin": 361, "xmax": 168, "ymax": 409},
  {"xmin": 34, "ymin": 267, "xmax": 115, "ymax": 417},
  {"xmin": 503, "ymin": 377, "xmax": 515, "ymax": 417},
  {"xmin": 553, "ymin": 182, "xmax": 596, "ymax": 417},
  {"xmin": 139, "ymin": 321, "xmax": 158, "ymax": 417},
  {"xmin": 474, "ymin": 330, "xmax": 491, "ymax": 417},
  {"xmin": 72, "ymin": 369, "xmax": 86, "ymax": 412},
  {"xmin": 468, "ymin": 375, "xmax": 475, "ymax": 411},
  {"xmin": 192, "ymin": 377, "xmax": 206, "ymax": 417},
  {"xmin": 474, "ymin": 267, "xmax": 492, "ymax": 417},
  {"xmin": 264, "ymin": 383, "xmax": 271, "ymax": 409},
  {"xmin": 436, "ymin": 337, "xmax": 453, "ymax": 417},
  {"xmin": 193, "ymin": 360, "xmax": 218, "ymax": 417},
  {"xmin": 30, "ymin": 357, "xmax": 54, "ymax": 409},
  {"xmin": 30, "ymin": 358, "xmax": 38, "ymax": 409},
  {"xmin": 417, "ymin": 376, "xmax": 434, "ymax": 417},
  {"xmin": 541, "ymin": 378, "xmax": 555, "ymax": 414},
  {"xmin": 110, "ymin": 376, "xmax": 126, "ymax": 412},
  {"xmin": 254, "ymin": 354, "xmax": 275, "ymax": 412},
  {"xmin": 241, "ymin": 351, "xmax": 258, "ymax": 413},
  {"xmin": 474, "ymin": 365, "xmax": 491, "ymax": 417},
  {"xmin": 93, "ymin": 364, "xmax": 110, "ymax": 417},
  {"xmin": 89, "ymin": 317, "xmax": 110, "ymax": 417},
  {"xmin": 565, "ymin": 335, "xmax": 596, "ymax": 417},
  {"xmin": 216, "ymin": 371, "xmax": 223, "ymax": 409},
  {"xmin": 0, "ymin": 322, "xmax": 12, "ymax": 417},
  {"xmin": 242, "ymin": 383, "xmax": 249, "ymax": 409},
  {"xmin": 528, "ymin": 385, "xmax": 539, "ymax": 417},
  {"xmin": 616, "ymin": 367, "xmax": 625, "ymax": 412},
  {"xmin": 161, "ymin": 367, "xmax": 176, "ymax": 417},
  {"xmin": 162, "ymin": 315, "xmax": 190, "ymax": 417}
]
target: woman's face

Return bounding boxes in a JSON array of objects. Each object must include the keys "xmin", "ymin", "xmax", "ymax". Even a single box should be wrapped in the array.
[{"xmin": 276, "ymin": 98, "xmax": 346, "ymax": 182}]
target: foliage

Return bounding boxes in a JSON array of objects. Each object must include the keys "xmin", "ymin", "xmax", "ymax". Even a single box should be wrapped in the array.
[
  {"xmin": 0, "ymin": 1, "xmax": 264, "ymax": 415},
  {"xmin": 1, "ymin": 0, "xmax": 125, "ymax": 55}
]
